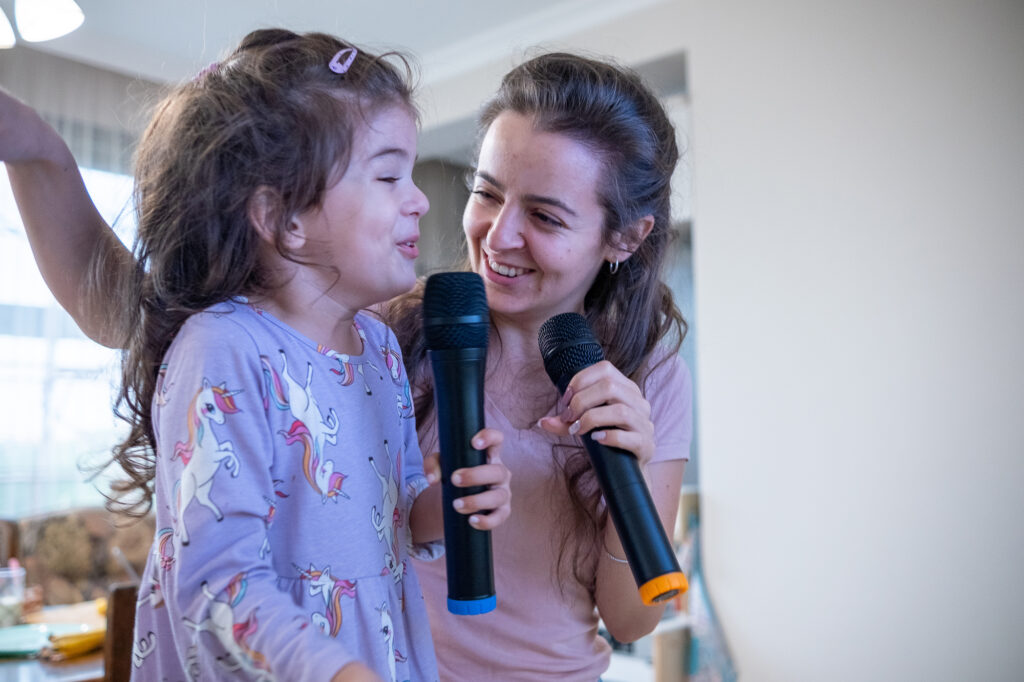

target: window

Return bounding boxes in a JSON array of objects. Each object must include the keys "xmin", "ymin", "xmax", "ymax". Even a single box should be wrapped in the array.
[{"xmin": 0, "ymin": 166, "xmax": 135, "ymax": 517}]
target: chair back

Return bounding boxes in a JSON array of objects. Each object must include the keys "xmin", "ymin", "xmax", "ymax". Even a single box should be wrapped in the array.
[{"xmin": 103, "ymin": 582, "xmax": 138, "ymax": 682}]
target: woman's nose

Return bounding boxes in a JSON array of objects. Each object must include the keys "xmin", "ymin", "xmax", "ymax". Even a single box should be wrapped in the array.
[{"xmin": 485, "ymin": 206, "xmax": 524, "ymax": 251}]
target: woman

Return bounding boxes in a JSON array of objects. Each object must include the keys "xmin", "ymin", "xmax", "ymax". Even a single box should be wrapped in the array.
[
  {"xmin": 1, "ymin": 50, "xmax": 691, "ymax": 681},
  {"xmin": 387, "ymin": 53, "xmax": 691, "ymax": 680}
]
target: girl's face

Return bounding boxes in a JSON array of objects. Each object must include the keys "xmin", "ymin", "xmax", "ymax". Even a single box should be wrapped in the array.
[
  {"xmin": 464, "ymin": 111, "xmax": 617, "ymax": 329},
  {"xmin": 294, "ymin": 104, "xmax": 429, "ymax": 312}
]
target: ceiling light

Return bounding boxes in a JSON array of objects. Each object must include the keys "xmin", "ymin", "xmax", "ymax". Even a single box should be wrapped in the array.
[
  {"xmin": 0, "ymin": 8, "xmax": 15, "ymax": 49},
  {"xmin": 14, "ymin": 0, "xmax": 84, "ymax": 43}
]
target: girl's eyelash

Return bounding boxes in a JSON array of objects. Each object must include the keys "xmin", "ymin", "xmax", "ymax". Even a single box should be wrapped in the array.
[
  {"xmin": 472, "ymin": 188, "xmax": 498, "ymax": 202},
  {"xmin": 379, "ymin": 177, "xmax": 400, "ymax": 183}
]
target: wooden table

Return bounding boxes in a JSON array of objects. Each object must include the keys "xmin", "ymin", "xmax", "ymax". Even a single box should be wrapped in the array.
[
  {"xmin": 0, "ymin": 651, "xmax": 103, "ymax": 681},
  {"xmin": 0, "ymin": 601, "xmax": 105, "ymax": 682}
]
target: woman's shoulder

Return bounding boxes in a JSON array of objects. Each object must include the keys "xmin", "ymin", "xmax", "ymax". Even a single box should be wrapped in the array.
[{"xmin": 642, "ymin": 346, "xmax": 692, "ymax": 398}]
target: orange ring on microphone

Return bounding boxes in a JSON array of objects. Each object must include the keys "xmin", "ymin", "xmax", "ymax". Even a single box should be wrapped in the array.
[{"xmin": 639, "ymin": 572, "xmax": 689, "ymax": 606}]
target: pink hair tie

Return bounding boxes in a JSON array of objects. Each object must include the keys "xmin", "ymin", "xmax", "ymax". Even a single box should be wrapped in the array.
[
  {"xmin": 329, "ymin": 48, "xmax": 358, "ymax": 74},
  {"xmin": 194, "ymin": 61, "xmax": 220, "ymax": 81}
]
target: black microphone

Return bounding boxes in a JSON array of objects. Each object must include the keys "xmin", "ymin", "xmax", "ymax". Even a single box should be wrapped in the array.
[
  {"xmin": 538, "ymin": 312, "xmax": 687, "ymax": 605},
  {"xmin": 423, "ymin": 272, "xmax": 496, "ymax": 615}
]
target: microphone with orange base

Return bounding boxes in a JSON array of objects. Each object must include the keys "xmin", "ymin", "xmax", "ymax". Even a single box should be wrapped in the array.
[{"xmin": 538, "ymin": 312, "xmax": 688, "ymax": 605}]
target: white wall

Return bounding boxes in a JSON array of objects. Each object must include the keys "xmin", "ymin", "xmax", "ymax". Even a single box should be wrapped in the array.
[
  {"xmin": 417, "ymin": 0, "xmax": 689, "ymax": 161},
  {"xmin": 685, "ymin": 1, "xmax": 1024, "ymax": 679}
]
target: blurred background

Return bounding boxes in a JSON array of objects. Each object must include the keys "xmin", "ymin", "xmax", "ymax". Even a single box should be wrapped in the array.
[{"xmin": 0, "ymin": 0, "xmax": 1021, "ymax": 680}]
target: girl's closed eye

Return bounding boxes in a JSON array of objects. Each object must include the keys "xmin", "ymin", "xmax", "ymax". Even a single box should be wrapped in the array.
[{"xmin": 471, "ymin": 188, "xmax": 499, "ymax": 203}]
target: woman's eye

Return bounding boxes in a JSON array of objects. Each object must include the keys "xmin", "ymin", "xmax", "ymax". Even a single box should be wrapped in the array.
[
  {"xmin": 472, "ymin": 189, "xmax": 496, "ymax": 202},
  {"xmin": 533, "ymin": 211, "xmax": 563, "ymax": 228},
  {"xmin": 379, "ymin": 177, "xmax": 400, "ymax": 184}
]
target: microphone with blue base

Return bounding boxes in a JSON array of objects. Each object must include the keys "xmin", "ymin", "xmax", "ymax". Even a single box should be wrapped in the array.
[
  {"xmin": 538, "ymin": 312, "xmax": 688, "ymax": 606},
  {"xmin": 423, "ymin": 272, "xmax": 496, "ymax": 615}
]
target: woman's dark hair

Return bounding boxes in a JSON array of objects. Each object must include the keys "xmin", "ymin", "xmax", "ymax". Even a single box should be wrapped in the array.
[
  {"xmin": 107, "ymin": 29, "xmax": 416, "ymax": 515},
  {"xmin": 385, "ymin": 52, "xmax": 687, "ymax": 590}
]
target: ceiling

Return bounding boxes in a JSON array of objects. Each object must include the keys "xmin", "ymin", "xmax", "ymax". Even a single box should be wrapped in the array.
[
  {"xmin": 0, "ymin": 0, "xmax": 686, "ymax": 161},
  {"xmin": 0, "ymin": 0, "xmax": 640, "ymax": 83}
]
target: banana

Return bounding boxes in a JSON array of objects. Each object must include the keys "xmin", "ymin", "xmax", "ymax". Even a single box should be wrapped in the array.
[{"xmin": 43, "ymin": 627, "xmax": 106, "ymax": 660}]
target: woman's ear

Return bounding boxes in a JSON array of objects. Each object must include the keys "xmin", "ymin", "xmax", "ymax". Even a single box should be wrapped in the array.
[
  {"xmin": 606, "ymin": 214, "xmax": 655, "ymax": 266},
  {"xmin": 248, "ymin": 186, "xmax": 303, "ymax": 249}
]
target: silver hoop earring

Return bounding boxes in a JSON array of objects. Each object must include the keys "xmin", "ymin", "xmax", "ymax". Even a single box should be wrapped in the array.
[{"xmin": 608, "ymin": 260, "xmax": 620, "ymax": 275}]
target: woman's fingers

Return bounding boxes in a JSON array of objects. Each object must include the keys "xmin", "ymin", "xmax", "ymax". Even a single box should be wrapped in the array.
[
  {"xmin": 561, "ymin": 361, "xmax": 650, "ymax": 422},
  {"xmin": 543, "ymin": 361, "xmax": 656, "ymax": 465}
]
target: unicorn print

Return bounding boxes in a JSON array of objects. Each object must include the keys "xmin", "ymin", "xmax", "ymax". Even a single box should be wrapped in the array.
[
  {"xmin": 173, "ymin": 379, "xmax": 241, "ymax": 545},
  {"xmin": 379, "ymin": 339, "xmax": 413, "ymax": 417},
  {"xmin": 369, "ymin": 440, "xmax": 404, "ymax": 583},
  {"xmin": 259, "ymin": 480, "xmax": 288, "ymax": 559},
  {"xmin": 396, "ymin": 379, "xmax": 414, "ymax": 419},
  {"xmin": 139, "ymin": 527, "xmax": 175, "ymax": 610},
  {"xmin": 183, "ymin": 575, "xmax": 273, "ymax": 680},
  {"xmin": 262, "ymin": 352, "xmax": 348, "ymax": 503},
  {"xmin": 322, "ymin": 347, "xmax": 356, "ymax": 387},
  {"xmin": 378, "ymin": 601, "xmax": 408, "ymax": 682},
  {"xmin": 156, "ymin": 527, "xmax": 175, "ymax": 571},
  {"xmin": 380, "ymin": 341, "xmax": 403, "ymax": 383},
  {"xmin": 155, "ymin": 363, "xmax": 172, "ymax": 407},
  {"xmin": 131, "ymin": 631, "xmax": 157, "ymax": 670},
  {"xmin": 320, "ymin": 321, "xmax": 366, "ymax": 386},
  {"xmin": 297, "ymin": 564, "xmax": 357, "ymax": 638}
]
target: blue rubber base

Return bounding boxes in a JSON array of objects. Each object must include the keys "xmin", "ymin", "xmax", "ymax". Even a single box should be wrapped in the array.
[{"xmin": 447, "ymin": 594, "xmax": 496, "ymax": 615}]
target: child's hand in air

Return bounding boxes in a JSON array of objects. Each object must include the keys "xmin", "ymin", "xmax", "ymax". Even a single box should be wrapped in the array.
[{"xmin": 0, "ymin": 87, "xmax": 59, "ymax": 165}]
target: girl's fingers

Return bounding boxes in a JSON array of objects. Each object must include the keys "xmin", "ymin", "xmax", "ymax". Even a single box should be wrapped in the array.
[
  {"xmin": 422, "ymin": 451, "xmax": 441, "ymax": 485},
  {"xmin": 453, "ymin": 489, "xmax": 512, "ymax": 526},
  {"xmin": 451, "ymin": 462, "xmax": 509, "ymax": 488},
  {"xmin": 471, "ymin": 427, "xmax": 504, "ymax": 453},
  {"xmin": 468, "ymin": 507, "xmax": 510, "ymax": 530},
  {"xmin": 449, "ymin": 426, "xmax": 512, "ymax": 528}
]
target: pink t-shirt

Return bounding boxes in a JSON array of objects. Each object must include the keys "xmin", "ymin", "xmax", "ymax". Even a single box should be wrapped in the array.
[{"xmin": 413, "ymin": 352, "xmax": 693, "ymax": 681}]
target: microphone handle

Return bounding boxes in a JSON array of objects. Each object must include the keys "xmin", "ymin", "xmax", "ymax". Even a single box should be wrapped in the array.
[
  {"xmin": 580, "ymin": 433, "xmax": 686, "ymax": 604},
  {"xmin": 428, "ymin": 347, "xmax": 495, "ymax": 614}
]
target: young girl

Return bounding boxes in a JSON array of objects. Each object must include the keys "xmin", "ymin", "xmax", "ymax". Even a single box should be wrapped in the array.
[{"xmin": 12, "ymin": 30, "xmax": 511, "ymax": 681}]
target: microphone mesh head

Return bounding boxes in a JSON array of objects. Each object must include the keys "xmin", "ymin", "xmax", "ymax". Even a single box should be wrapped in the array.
[
  {"xmin": 538, "ymin": 312, "xmax": 604, "ymax": 390},
  {"xmin": 423, "ymin": 272, "xmax": 490, "ymax": 350}
]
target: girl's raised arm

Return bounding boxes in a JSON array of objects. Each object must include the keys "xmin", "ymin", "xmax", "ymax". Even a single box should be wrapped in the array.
[{"xmin": 1, "ymin": 87, "xmax": 134, "ymax": 348}]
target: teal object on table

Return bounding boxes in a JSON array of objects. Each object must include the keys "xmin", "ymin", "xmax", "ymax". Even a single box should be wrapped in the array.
[{"xmin": 0, "ymin": 623, "xmax": 89, "ymax": 657}]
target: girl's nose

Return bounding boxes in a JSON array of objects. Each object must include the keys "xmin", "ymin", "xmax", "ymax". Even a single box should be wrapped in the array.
[{"xmin": 407, "ymin": 182, "xmax": 430, "ymax": 217}]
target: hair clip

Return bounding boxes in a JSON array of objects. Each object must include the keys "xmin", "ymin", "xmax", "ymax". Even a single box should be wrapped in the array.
[
  {"xmin": 329, "ymin": 48, "xmax": 358, "ymax": 75},
  {"xmin": 194, "ymin": 61, "xmax": 220, "ymax": 82}
]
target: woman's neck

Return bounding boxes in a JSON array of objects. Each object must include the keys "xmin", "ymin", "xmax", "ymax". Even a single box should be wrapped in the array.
[{"xmin": 484, "ymin": 316, "xmax": 561, "ymax": 429}]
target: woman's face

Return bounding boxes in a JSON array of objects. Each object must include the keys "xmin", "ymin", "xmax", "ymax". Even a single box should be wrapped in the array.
[{"xmin": 464, "ymin": 111, "xmax": 617, "ymax": 329}]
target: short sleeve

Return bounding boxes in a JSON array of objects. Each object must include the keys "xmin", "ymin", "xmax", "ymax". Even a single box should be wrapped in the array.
[{"xmin": 647, "ymin": 352, "xmax": 693, "ymax": 464}]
